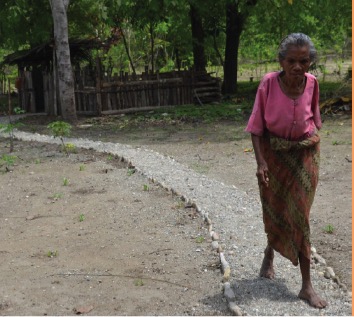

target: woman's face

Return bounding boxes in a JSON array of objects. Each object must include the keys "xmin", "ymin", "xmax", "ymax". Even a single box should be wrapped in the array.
[{"xmin": 280, "ymin": 45, "xmax": 311, "ymax": 79}]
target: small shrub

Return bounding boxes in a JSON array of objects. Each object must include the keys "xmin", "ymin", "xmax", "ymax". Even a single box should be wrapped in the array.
[
  {"xmin": 47, "ymin": 121, "xmax": 72, "ymax": 156},
  {"xmin": 324, "ymin": 224, "xmax": 334, "ymax": 234}
]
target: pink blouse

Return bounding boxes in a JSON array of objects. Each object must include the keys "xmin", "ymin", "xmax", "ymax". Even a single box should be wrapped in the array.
[{"xmin": 245, "ymin": 71, "xmax": 322, "ymax": 141}]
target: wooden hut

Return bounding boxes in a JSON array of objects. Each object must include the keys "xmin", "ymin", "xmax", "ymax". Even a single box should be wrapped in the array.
[{"xmin": 2, "ymin": 39, "xmax": 102, "ymax": 115}]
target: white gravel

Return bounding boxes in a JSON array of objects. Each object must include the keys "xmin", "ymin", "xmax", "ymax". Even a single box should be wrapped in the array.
[{"xmin": 1, "ymin": 126, "xmax": 352, "ymax": 316}]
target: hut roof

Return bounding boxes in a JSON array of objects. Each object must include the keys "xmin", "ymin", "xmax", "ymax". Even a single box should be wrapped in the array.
[{"xmin": 2, "ymin": 38, "xmax": 103, "ymax": 68}]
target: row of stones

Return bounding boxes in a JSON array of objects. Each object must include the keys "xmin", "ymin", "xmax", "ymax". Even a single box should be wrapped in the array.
[{"xmin": 199, "ymin": 211, "xmax": 243, "ymax": 316}]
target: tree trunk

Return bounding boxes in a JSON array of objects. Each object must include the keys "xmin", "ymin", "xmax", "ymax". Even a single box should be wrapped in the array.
[
  {"xmin": 149, "ymin": 23, "xmax": 155, "ymax": 74},
  {"xmin": 222, "ymin": 2, "xmax": 243, "ymax": 95},
  {"xmin": 189, "ymin": 4, "xmax": 206, "ymax": 72},
  {"xmin": 119, "ymin": 26, "xmax": 136, "ymax": 77},
  {"xmin": 223, "ymin": 0, "xmax": 258, "ymax": 95},
  {"xmin": 49, "ymin": 0, "xmax": 77, "ymax": 124}
]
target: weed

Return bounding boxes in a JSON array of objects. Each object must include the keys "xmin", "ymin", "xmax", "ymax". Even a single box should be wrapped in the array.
[
  {"xmin": 47, "ymin": 121, "xmax": 72, "ymax": 156},
  {"xmin": 332, "ymin": 140, "xmax": 340, "ymax": 145},
  {"xmin": 107, "ymin": 154, "xmax": 113, "ymax": 161},
  {"xmin": 62, "ymin": 177, "xmax": 69, "ymax": 186},
  {"xmin": 195, "ymin": 236, "xmax": 205, "ymax": 243},
  {"xmin": 52, "ymin": 193, "xmax": 63, "ymax": 199},
  {"xmin": 324, "ymin": 224, "xmax": 334, "ymax": 234},
  {"xmin": 1, "ymin": 154, "xmax": 17, "ymax": 166},
  {"xmin": 143, "ymin": 184, "xmax": 149, "ymax": 191},
  {"xmin": 35, "ymin": 158, "xmax": 41, "ymax": 164},
  {"xmin": 79, "ymin": 214, "xmax": 85, "ymax": 222},
  {"xmin": 0, "ymin": 121, "xmax": 24, "ymax": 152},
  {"xmin": 134, "ymin": 279, "xmax": 144, "ymax": 286},
  {"xmin": 127, "ymin": 168, "xmax": 136, "ymax": 176},
  {"xmin": 47, "ymin": 250, "xmax": 58, "ymax": 258},
  {"xmin": 79, "ymin": 165, "xmax": 85, "ymax": 171},
  {"xmin": 63, "ymin": 143, "xmax": 76, "ymax": 153}
]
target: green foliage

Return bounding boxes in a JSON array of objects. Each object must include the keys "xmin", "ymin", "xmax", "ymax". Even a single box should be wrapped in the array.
[
  {"xmin": 324, "ymin": 224, "xmax": 334, "ymax": 234},
  {"xmin": 47, "ymin": 250, "xmax": 58, "ymax": 258},
  {"xmin": 52, "ymin": 193, "xmax": 63, "ymax": 200},
  {"xmin": 0, "ymin": 120, "xmax": 24, "ymax": 153},
  {"xmin": 134, "ymin": 278, "xmax": 144, "ymax": 286},
  {"xmin": 79, "ymin": 214, "xmax": 85, "ymax": 222},
  {"xmin": 63, "ymin": 143, "xmax": 76, "ymax": 153},
  {"xmin": 195, "ymin": 236, "xmax": 205, "ymax": 243},
  {"xmin": 47, "ymin": 121, "xmax": 72, "ymax": 156},
  {"xmin": 47, "ymin": 121, "xmax": 72, "ymax": 138},
  {"xmin": 62, "ymin": 177, "xmax": 69, "ymax": 186},
  {"xmin": 0, "ymin": 154, "xmax": 17, "ymax": 167}
]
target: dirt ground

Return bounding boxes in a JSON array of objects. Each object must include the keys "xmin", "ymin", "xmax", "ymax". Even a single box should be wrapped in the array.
[{"xmin": 0, "ymin": 112, "xmax": 351, "ymax": 315}]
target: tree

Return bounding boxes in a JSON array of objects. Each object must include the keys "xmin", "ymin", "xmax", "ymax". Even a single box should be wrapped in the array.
[
  {"xmin": 189, "ymin": 3, "xmax": 207, "ymax": 72},
  {"xmin": 49, "ymin": 0, "xmax": 77, "ymax": 124},
  {"xmin": 222, "ymin": 0, "xmax": 258, "ymax": 95}
]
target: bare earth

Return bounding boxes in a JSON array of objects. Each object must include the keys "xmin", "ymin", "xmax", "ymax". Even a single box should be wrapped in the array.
[{"xmin": 0, "ymin": 113, "xmax": 351, "ymax": 315}]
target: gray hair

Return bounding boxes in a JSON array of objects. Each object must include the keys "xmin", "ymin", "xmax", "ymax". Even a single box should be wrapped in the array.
[{"xmin": 278, "ymin": 33, "xmax": 317, "ymax": 62}]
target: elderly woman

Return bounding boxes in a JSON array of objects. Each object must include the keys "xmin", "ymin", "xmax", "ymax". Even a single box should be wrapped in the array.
[{"xmin": 245, "ymin": 33, "xmax": 327, "ymax": 309}]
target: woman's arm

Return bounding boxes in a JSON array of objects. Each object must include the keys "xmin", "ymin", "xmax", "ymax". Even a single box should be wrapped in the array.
[{"xmin": 251, "ymin": 134, "xmax": 269, "ymax": 187}]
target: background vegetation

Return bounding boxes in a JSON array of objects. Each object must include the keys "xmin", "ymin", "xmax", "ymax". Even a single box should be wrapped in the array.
[{"xmin": 0, "ymin": 0, "xmax": 351, "ymax": 97}]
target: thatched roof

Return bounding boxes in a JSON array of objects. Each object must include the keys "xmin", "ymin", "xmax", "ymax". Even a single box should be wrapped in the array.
[{"xmin": 2, "ymin": 38, "xmax": 103, "ymax": 68}]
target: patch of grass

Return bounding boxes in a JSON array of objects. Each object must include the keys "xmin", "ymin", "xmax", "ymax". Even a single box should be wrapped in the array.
[
  {"xmin": 79, "ymin": 214, "xmax": 85, "ymax": 222},
  {"xmin": 324, "ymin": 224, "xmax": 334, "ymax": 234},
  {"xmin": 52, "ymin": 193, "xmax": 63, "ymax": 200},
  {"xmin": 62, "ymin": 177, "xmax": 69, "ymax": 186},
  {"xmin": 79, "ymin": 164, "xmax": 85, "ymax": 171},
  {"xmin": 134, "ymin": 279, "xmax": 144, "ymax": 286},
  {"xmin": 143, "ymin": 184, "xmax": 149, "ymax": 191},
  {"xmin": 195, "ymin": 236, "xmax": 205, "ymax": 243},
  {"xmin": 63, "ymin": 143, "xmax": 76, "ymax": 153},
  {"xmin": 47, "ymin": 250, "xmax": 58, "ymax": 258},
  {"xmin": 1, "ymin": 154, "xmax": 17, "ymax": 166},
  {"xmin": 127, "ymin": 168, "xmax": 136, "ymax": 176},
  {"xmin": 35, "ymin": 158, "xmax": 41, "ymax": 164}
]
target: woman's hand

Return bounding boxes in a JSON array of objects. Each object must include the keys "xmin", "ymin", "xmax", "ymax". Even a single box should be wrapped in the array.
[
  {"xmin": 256, "ymin": 163, "xmax": 269, "ymax": 187},
  {"xmin": 251, "ymin": 134, "xmax": 269, "ymax": 188}
]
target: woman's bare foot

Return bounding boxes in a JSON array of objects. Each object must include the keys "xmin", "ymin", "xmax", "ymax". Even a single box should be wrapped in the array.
[
  {"xmin": 298, "ymin": 286, "xmax": 328, "ymax": 309},
  {"xmin": 260, "ymin": 246, "xmax": 275, "ymax": 279}
]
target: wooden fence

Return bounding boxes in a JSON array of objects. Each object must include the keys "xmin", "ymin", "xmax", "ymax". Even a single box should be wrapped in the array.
[
  {"xmin": 74, "ymin": 67, "xmax": 222, "ymax": 115},
  {"xmin": 15, "ymin": 64, "xmax": 222, "ymax": 116}
]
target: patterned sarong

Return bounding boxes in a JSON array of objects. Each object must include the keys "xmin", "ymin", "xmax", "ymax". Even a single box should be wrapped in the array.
[{"xmin": 260, "ymin": 133, "xmax": 320, "ymax": 266}]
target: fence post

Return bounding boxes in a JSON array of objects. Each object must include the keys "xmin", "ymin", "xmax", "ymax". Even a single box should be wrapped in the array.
[
  {"xmin": 8, "ymin": 78, "xmax": 11, "ymax": 115},
  {"xmin": 96, "ymin": 57, "xmax": 102, "ymax": 115}
]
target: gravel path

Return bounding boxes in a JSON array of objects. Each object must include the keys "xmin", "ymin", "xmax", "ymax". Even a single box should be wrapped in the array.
[{"xmin": 2, "ymin": 127, "xmax": 352, "ymax": 316}]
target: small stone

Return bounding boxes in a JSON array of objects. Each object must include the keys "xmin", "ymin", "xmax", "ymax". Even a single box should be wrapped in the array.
[
  {"xmin": 211, "ymin": 241, "xmax": 219, "ymax": 250},
  {"xmin": 223, "ymin": 266, "xmax": 231, "ymax": 282},
  {"xmin": 311, "ymin": 246, "xmax": 317, "ymax": 254},
  {"xmin": 223, "ymin": 282, "xmax": 236, "ymax": 301},
  {"xmin": 324, "ymin": 267, "xmax": 335, "ymax": 279},
  {"xmin": 313, "ymin": 253, "xmax": 326, "ymax": 266},
  {"xmin": 211, "ymin": 232, "xmax": 219, "ymax": 241},
  {"xmin": 228, "ymin": 302, "xmax": 242, "ymax": 316}
]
